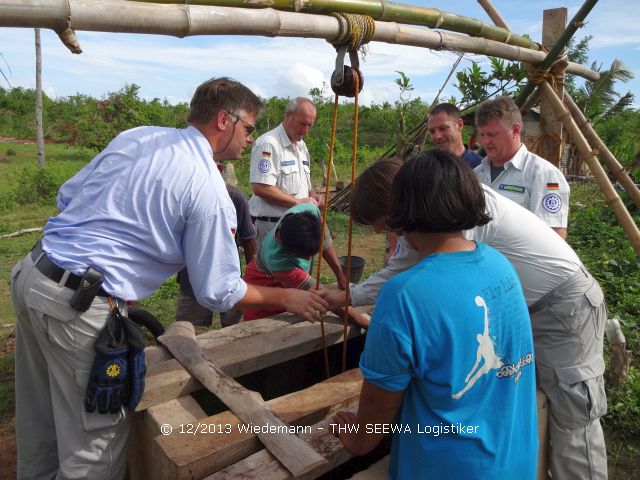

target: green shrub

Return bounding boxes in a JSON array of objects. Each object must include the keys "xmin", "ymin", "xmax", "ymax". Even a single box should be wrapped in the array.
[
  {"xmin": 5, "ymin": 148, "xmax": 16, "ymax": 157},
  {"xmin": 12, "ymin": 163, "xmax": 82, "ymax": 206}
]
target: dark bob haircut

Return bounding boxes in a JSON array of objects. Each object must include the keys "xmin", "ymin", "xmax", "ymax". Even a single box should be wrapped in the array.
[
  {"xmin": 388, "ymin": 149, "xmax": 492, "ymax": 233},
  {"xmin": 279, "ymin": 211, "xmax": 322, "ymax": 258}
]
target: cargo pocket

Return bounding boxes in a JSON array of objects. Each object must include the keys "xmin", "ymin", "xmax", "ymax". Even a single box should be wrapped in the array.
[
  {"xmin": 26, "ymin": 287, "xmax": 78, "ymax": 351},
  {"xmin": 550, "ymin": 356, "xmax": 606, "ymax": 428},
  {"xmin": 584, "ymin": 280, "xmax": 606, "ymax": 340},
  {"xmin": 548, "ymin": 295, "xmax": 582, "ymax": 335}
]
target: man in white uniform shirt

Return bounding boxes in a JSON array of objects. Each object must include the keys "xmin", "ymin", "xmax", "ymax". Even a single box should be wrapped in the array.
[
  {"xmin": 326, "ymin": 156, "xmax": 608, "ymax": 480},
  {"xmin": 249, "ymin": 97, "xmax": 346, "ymax": 288},
  {"xmin": 474, "ymin": 96, "xmax": 570, "ymax": 239}
]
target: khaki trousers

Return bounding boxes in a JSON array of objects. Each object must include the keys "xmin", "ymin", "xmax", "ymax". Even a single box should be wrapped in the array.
[{"xmin": 11, "ymin": 252, "xmax": 130, "ymax": 480}]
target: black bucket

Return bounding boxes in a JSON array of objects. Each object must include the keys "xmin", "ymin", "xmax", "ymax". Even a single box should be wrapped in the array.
[{"xmin": 339, "ymin": 255, "xmax": 366, "ymax": 283}]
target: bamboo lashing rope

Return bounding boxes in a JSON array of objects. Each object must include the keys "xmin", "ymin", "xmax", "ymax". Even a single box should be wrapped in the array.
[{"xmin": 330, "ymin": 13, "xmax": 375, "ymax": 52}]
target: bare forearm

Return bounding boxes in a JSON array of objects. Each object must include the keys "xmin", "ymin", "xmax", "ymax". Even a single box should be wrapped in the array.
[
  {"xmin": 552, "ymin": 227, "xmax": 567, "ymax": 239},
  {"xmin": 241, "ymin": 237, "xmax": 257, "ymax": 263},
  {"xmin": 251, "ymin": 183, "xmax": 300, "ymax": 208},
  {"xmin": 334, "ymin": 381, "xmax": 404, "ymax": 455}
]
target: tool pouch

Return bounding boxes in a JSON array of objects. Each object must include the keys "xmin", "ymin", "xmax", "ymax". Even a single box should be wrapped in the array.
[{"xmin": 70, "ymin": 266, "xmax": 104, "ymax": 312}]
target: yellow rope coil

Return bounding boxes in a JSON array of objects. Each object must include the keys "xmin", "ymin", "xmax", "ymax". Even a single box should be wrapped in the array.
[{"xmin": 330, "ymin": 13, "xmax": 376, "ymax": 52}]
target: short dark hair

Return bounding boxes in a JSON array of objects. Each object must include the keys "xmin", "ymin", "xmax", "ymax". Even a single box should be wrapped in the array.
[
  {"xmin": 279, "ymin": 211, "xmax": 322, "ymax": 258},
  {"xmin": 475, "ymin": 95, "xmax": 522, "ymax": 129},
  {"xmin": 351, "ymin": 157, "xmax": 403, "ymax": 226},
  {"xmin": 429, "ymin": 103, "xmax": 461, "ymax": 120},
  {"xmin": 188, "ymin": 77, "xmax": 264, "ymax": 124},
  {"xmin": 388, "ymin": 150, "xmax": 492, "ymax": 233}
]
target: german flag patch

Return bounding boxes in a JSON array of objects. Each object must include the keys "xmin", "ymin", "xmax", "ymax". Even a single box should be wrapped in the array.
[
  {"xmin": 262, "ymin": 151, "xmax": 271, "ymax": 158},
  {"xmin": 547, "ymin": 183, "xmax": 559, "ymax": 190}
]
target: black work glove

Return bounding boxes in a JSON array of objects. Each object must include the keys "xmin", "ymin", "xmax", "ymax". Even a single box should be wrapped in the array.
[
  {"xmin": 85, "ymin": 309, "xmax": 130, "ymax": 414},
  {"xmin": 119, "ymin": 310, "xmax": 147, "ymax": 411}
]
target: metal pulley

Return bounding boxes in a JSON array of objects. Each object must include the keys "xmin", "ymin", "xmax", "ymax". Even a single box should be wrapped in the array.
[{"xmin": 330, "ymin": 45, "xmax": 364, "ymax": 97}]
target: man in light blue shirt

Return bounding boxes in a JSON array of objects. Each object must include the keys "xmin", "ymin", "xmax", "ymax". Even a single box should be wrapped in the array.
[{"xmin": 10, "ymin": 77, "xmax": 329, "ymax": 479}]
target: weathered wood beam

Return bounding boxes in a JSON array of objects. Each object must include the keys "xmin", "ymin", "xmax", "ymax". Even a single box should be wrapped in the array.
[
  {"xmin": 205, "ymin": 408, "xmax": 358, "ymax": 480},
  {"xmin": 139, "ymin": 314, "xmax": 364, "ymax": 411},
  {"xmin": 149, "ymin": 369, "xmax": 363, "ymax": 479}
]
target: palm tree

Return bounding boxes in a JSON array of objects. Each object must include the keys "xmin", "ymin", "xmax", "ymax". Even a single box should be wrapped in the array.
[{"xmin": 573, "ymin": 59, "xmax": 634, "ymax": 126}]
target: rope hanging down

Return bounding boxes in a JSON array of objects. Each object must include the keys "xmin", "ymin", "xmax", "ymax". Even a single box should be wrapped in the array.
[{"xmin": 314, "ymin": 20, "xmax": 368, "ymax": 377}]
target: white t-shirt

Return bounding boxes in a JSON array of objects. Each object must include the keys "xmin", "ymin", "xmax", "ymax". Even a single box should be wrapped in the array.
[
  {"xmin": 474, "ymin": 144, "xmax": 570, "ymax": 228},
  {"xmin": 350, "ymin": 186, "xmax": 580, "ymax": 307},
  {"xmin": 248, "ymin": 123, "xmax": 312, "ymax": 218}
]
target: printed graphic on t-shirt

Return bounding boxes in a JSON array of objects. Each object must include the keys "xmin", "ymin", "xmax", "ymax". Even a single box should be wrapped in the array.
[
  {"xmin": 542, "ymin": 192, "xmax": 562, "ymax": 213},
  {"xmin": 452, "ymin": 296, "xmax": 503, "ymax": 399}
]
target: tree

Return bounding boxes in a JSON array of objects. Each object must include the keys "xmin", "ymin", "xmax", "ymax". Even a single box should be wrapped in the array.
[
  {"xmin": 35, "ymin": 28, "xmax": 45, "ymax": 168},
  {"xmin": 573, "ymin": 60, "xmax": 634, "ymax": 126}
]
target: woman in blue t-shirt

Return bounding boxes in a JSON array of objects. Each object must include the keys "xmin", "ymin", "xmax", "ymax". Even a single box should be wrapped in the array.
[{"xmin": 333, "ymin": 150, "xmax": 538, "ymax": 479}]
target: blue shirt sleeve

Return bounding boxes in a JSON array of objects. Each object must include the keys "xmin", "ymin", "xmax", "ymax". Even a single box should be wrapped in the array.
[{"xmin": 359, "ymin": 283, "xmax": 414, "ymax": 392}]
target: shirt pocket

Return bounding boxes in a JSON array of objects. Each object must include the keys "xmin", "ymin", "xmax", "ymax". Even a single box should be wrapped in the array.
[{"xmin": 279, "ymin": 161, "xmax": 300, "ymax": 194}]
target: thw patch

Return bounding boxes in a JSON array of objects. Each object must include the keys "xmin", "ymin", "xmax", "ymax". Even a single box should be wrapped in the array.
[
  {"xmin": 542, "ymin": 193, "xmax": 562, "ymax": 213},
  {"xmin": 258, "ymin": 158, "xmax": 271, "ymax": 174}
]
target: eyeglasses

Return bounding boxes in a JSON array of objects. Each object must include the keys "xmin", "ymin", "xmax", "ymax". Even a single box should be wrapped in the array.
[{"xmin": 228, "ymin": 111, "xmax": 256, "ymax": 136}]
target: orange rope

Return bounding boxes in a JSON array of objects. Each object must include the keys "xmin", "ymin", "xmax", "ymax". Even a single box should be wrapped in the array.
[
  {"xmin": 315, "ymin": 94, "xmax": 340, "ymax": 379},
  {"xmin": 342, "ymin": 72, "xmax": 360, "ymax": 372}
]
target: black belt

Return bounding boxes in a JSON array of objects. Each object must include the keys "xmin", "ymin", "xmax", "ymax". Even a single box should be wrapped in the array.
[
  {"xmin": 255, "ymin": 216, "xmax": 280, "ymax": 223},
  {"xmin": 31, "ymin": 241, "xmax": 109, "ymax": 297}
]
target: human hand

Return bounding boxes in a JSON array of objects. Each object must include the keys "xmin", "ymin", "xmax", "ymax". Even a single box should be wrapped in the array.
[
  {"xmin": 282, "ymin": 288, "xmax": 328, "ymax": 323},
  {"xmin": 323, "ymin": 287, "xmax": 349, "ymax": 311},
  {"xmin": 332, "ymin": 410, "xmax": 361, "ymax": 454}
]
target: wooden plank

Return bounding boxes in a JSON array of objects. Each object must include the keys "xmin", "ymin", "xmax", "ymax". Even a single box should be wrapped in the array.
[
  {"xmin": 145, "ymin": 313, "xmax": 301, "ymax": 364},
  {"xmin": 205, "ymin": 409, "xmax": 358, "ymax": 480},
  {"xmin": 139, "ymin": 315, "xmax": 364, "ymax": 411},
  {"xmin": 129, "ymin": 395, "xmax": 209, "ymax": 478},
  {"xmin": 158, "ymin": 322, "xmax": 328, "ymax": 478},
  {"xmin": 146, "ymin": 396, "xmax": 208, "ymax": 437},
  {"xmin": 151, "ymin": 368, "xmax": 363, "ymax": 480},
  {"xmin": 539, "ymin": 7, "xmax": 568, "ymax": 167}
]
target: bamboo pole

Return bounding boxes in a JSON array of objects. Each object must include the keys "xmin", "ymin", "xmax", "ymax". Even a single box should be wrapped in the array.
[
  {"xmin": 539, "ymin": 81, "xmax": 640, "ymax": 256},
  {"xmin": 476, "ymin": 0, "xmax": 510, "ymax": 30},
  {"xmin": 564, "ymin": 94, "xmax": 640, "ymax": 209},
  {"xmin": 0, "ymin": 0, "xmax": 600, "ymax": 81},
  {"xmin": 515, "ymin": 0, "xmax": 599, "ymax": 106},
  {"xmin": 134, "ymin": 0, "xmax": 538, "ymax": 50}
]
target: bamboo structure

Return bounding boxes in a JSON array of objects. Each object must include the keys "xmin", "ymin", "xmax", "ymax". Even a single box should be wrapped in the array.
[
  {"xmin": 133, "ymin": 0, "xmax": 538, "ymax": 50},
  {"xmin": 563, "ymin": 94, "xmax": 640, "ymax": 209},
  {"xmin": 539, "ymin": 82, "xmax": 640, "ymax": 256},
  {"xmin": 515, "ymin": 0, "xmax": 599, "ymax": 106},
  {"xmin": 0, "ymin": 0, "xmax": 599, "ymax": 81},
  {"xmin": 476, "ymin": 0, "xmax": 510, "ymax": 30}
]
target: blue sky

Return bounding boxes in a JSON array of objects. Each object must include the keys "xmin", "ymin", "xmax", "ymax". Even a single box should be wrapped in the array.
[{"xmin": 0, "ymin": 0, "xmax": 638, "ymax": 108}]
